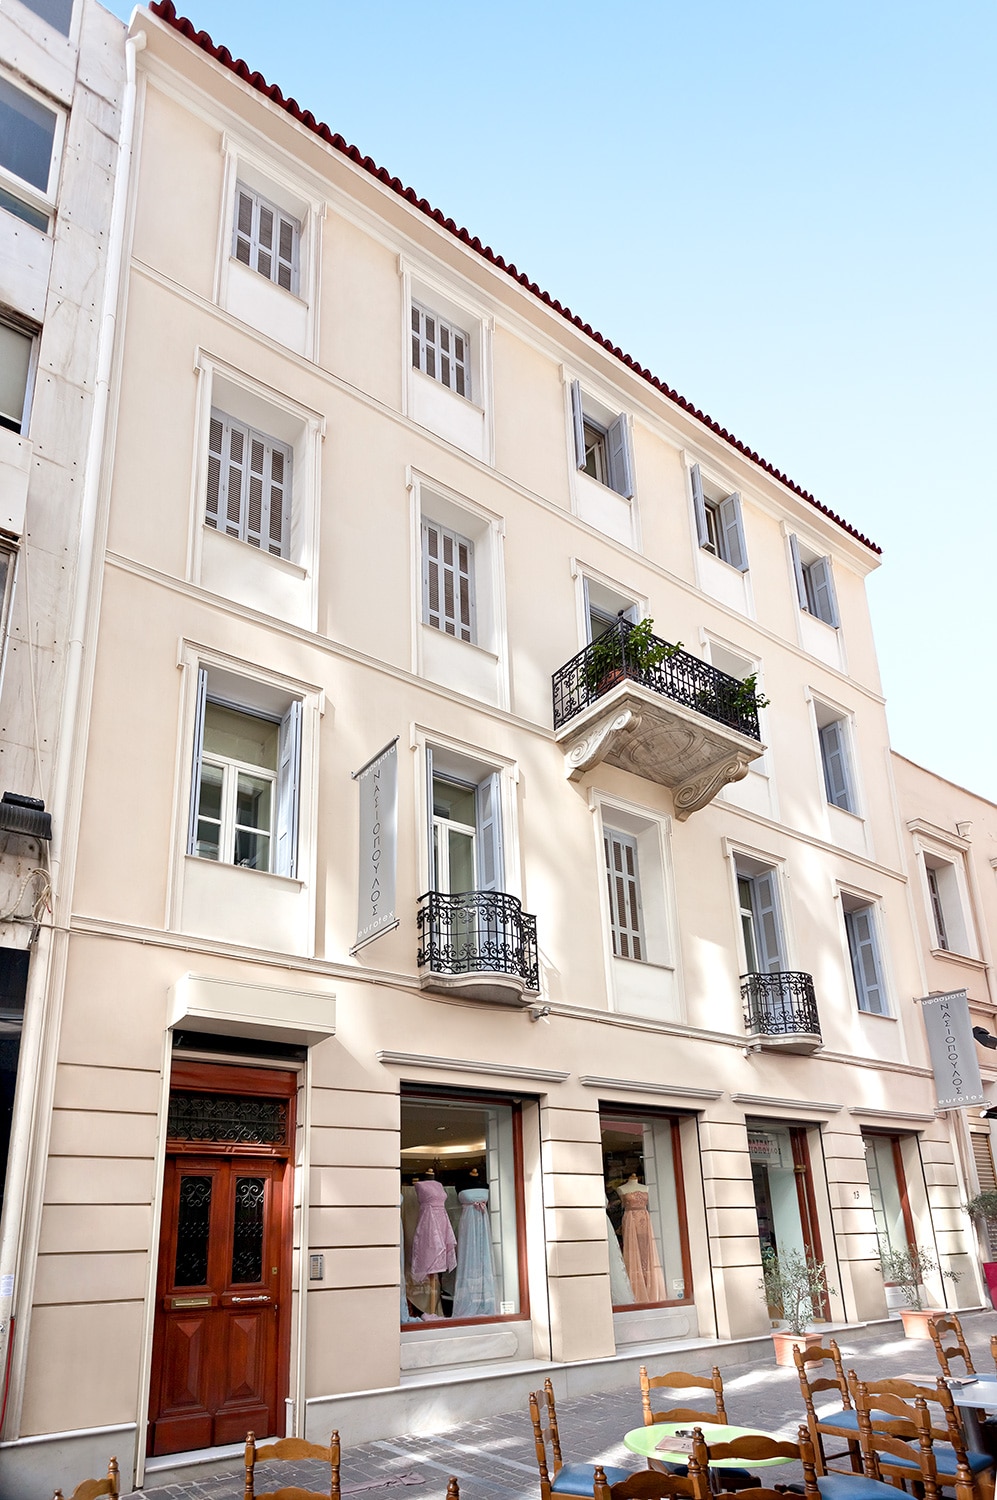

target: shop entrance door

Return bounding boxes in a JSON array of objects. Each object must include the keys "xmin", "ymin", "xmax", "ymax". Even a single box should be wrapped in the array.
[
  {"xmin": 748, "ymin": 1121, "xmax": 829, "ymax": 1319},
  {"xmin": 148, "ymin": 1064, "xmax": 295, "ymax": 1457}
]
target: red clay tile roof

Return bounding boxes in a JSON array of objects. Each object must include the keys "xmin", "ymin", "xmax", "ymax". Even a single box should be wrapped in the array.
[{"xmin": 148, "ymin": 0, "xmax": 880, "ymax": 555}]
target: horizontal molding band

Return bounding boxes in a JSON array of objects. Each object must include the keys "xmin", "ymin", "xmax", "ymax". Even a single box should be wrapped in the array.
[
  {"xmin": 376, "ymin": 1051, "xmax": 569, "ymax": 1084},
  {"xmin": 731, "ymin": 1093, "xmax": 842, "ymax": 1114},
  {"xmin": 847, "ymin": 1106, "xmax": 938, "ymax": 1123},
  {"xmin": 578, "ymin": 1075, "xmax": 722, "ymax": 1101}
]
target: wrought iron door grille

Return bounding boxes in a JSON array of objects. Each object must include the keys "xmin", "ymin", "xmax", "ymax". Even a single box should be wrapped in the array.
[
  {"xmin": 741, "ymin": 971, "xmax": 821, "ymax": 1038},
  {"xmin": 417, "ymin": 890, "xmax": 539, "ymax": 991},
  {"xmin": 167, "ymin": 1091, "xmax": 289, "ymax": 1145},
  {"xmin": 551, "ymin": 617, "xmax": 762, "ymax": 739}
]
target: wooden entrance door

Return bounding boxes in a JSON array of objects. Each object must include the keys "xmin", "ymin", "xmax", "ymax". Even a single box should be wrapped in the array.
[{"xmin": 148, "ymin": 1063, "xmax": 295, "ymax": 1457}]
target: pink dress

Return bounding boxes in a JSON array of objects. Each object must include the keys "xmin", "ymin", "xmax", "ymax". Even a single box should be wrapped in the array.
[
  {"xmin": 621, "ymin": 1189, "xmax": 666, "ymax": 1303},
  {"xmin": 410, "ymin": 1178, "xmax": 457, "ymax": 1281}
]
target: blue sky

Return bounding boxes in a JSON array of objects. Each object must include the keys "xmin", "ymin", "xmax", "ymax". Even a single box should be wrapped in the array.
[{"xmin": 106, "ymin": 1, "xmax": 997, "ymax": 801}]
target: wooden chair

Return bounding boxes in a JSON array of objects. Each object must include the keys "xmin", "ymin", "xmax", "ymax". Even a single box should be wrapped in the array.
[
  {"xmin": 530, "ymin": 1378, "xmax": 631, "ymax": 1500},
  {"xmin": 640, "ymin": 1366, "xmax": 728, "ymax": 1427},
  {"xmin": 244, "ymin": 1429, "xmax": 341, "ymax": 1500},
  {"xmin": 853, "ymin": 1390, "xmax": 942, "ymax": 1500},
  {"xmin": 593, "ymin": 1456, "xmax": 710, "ymax": 1500},
  {"xmin": 849, "ymin": 1375, "xmax": 994, "ymax": 1493},
  {"xmin": 794, "ymin": 1341, "xmax": 862, "ymax": 1475},
  {"xmin": 932, "ymin": 1315, "xmax": 977, "ymax": 1377},
  {"xmin": 692, "ymin": 1426, "xmax": 821, "ymax": 1500},
  {"xmin": 52, "ymin": 1458, "xmax": 119, "ymax": 1500}
]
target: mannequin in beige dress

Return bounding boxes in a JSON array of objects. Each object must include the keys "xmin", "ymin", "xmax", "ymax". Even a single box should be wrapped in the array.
[{"xmin": 616, "ymin": 1175, "xmax": 666, "ymax": 1302}]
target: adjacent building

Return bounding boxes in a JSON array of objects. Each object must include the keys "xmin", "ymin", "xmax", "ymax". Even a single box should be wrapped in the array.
[{"xmin": 0, "ymin": 2, "xmax": 991, "ymax": 1495}]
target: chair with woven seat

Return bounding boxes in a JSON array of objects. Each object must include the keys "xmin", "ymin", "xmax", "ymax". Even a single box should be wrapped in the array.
[
  {"xmin": 692, "ymin": 1426, "xmax": 820, "ymax": 1500},
  {"xmin": 794, "ymin": 1341, "xmax": 862, "ymax": 1475},
  {"xmin": 848, "ymin": 1376, "xmax": 994, "ymax": 1493},
  {"xmin": 244, "ymin": 1429, "xmax": 341, "ymax": 1500},
  {"xmin": 638, "ymin": 1367, "xmax": 759, "ymax": 1491},
  {"xmin": 52, "ymin": 1457, "xmax": 120, "ymax": 1500},
  {"xmin": 530, "ymin": 1378, "xmax": 631, "ymax": 1500},
  {"xmin": 593, "ymin": 1455, "xmax": 710, "ymax": 1500},
  {"xmin": 932, "ymin": 1315, "xmax": 977, "ymax": 1378}
]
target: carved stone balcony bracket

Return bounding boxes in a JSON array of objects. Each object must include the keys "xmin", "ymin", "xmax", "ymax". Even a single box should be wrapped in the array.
[{"xmin": 558, "ymin": 682, "xmax": 765, "ymax": 818}]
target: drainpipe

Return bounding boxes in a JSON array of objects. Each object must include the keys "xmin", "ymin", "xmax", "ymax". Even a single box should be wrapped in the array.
[{"xmin": 0, "ymin": 22, "xmax": 146, "ymax": 1437}]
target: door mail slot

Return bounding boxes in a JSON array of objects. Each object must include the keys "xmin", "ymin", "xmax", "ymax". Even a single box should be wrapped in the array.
[{"xmin": 170, "ymin": 1295, "xmax": 212, "ymax": 1309}]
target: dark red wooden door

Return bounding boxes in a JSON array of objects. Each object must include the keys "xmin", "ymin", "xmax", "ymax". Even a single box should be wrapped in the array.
[{"xmin": 149, "ymin": 1153, "xmax": 286, "ymax": 1455}]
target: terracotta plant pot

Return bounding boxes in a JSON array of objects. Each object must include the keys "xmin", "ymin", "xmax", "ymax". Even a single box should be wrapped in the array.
[
  {"xmin": 771, "ymin": 1329, "xmax": 825, "ymax": 1367},
  {"xmin": 899, "ymin": 1307, "xmax": 943, "ymax": 1339}
]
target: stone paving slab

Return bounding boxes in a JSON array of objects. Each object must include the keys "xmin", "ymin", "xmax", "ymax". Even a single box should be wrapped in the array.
[{"xmin": 125, "ymin": 1312, "xmax": 997, "ymax": 1500}]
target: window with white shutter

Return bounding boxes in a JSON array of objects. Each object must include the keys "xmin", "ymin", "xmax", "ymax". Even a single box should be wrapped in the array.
[
  {"xmin": 233, "ymin": 183, "xmax": 300, "ymax": 294},
  {"xmin": 411, "ymin": 303, "xmax": 471, "ymax": 399},
  {"xmin": 571, "ymin": 381, "xmax": 635, "ymax": 498},
  {"xmin": 818, "ymin": 716, "xmax": 856, "ymax": 812},
  {"xmin": 604, "ymin": 828, "xmax": 644, "ymax": 962},
  {"xmin": 690, "ymin": 463, "xmax": 748, "ymax": 571},
  {"xmin": 206, "ymin": 410, "xmax": 291, "ymax": 558},
  {"xmin": 790, "ymin": 535, "xmax": 840, "ymax": 627},
  {"xmin": 844, "ymin": 902, "xmax": 888, "ymax": 1015},
  {"xmin": 422, "ymin": 519, "xmax": 474, "ymax": 642}
]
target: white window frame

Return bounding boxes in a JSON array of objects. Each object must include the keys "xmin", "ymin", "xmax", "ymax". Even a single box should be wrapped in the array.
[
  {"xmin": 421, "ymin": 518, "xmax": 475, "ymax": 642},
  {"xmin": 207, "ymin": 409, "xmax": 292, "ymax": 558},
  {"xmin": 232, "ymin": 182, "xmax": 300, "ymax": 294},
  {"xmin": 907, "ymin": 821, "xmax": 979, "ymax": 959},
  {"xmin": 840, "ymin": 892, "xmax": 890, "ymax": 1016},
  {"xmin": 705, "ymin": 634, "xmax": 770, "ymax": 780},
  {"xmin": 734, "ymin": 861, "xmax": 788, "ymax": 975},
  {"xmin": 0, "ymin": 314, "xmax": 39, "ymax": 436},
  {"xmin": 401, "ymin": 262, "xmax": 493, "ymax": 463},
  {"xmin": 412, "ymin": 727, "xmax": 520, "ymax": 906},
  {"xmin": 593, "ymin": 792, "xmax": 680, "ymax": 1020},
  {"xmin": 810, "ymin": 697, "xmax": 860, "ymax": 816},
  {"xmin": 0, "ymin": 67, "xmax": 65, "ymax": 229},
  {"xmin": 569, "ymin": 380, "xmax": 635, "ymax": 499},
  {"xmin": 690, "ymin": 463, "xmax": 748, "ymax": 571},
  {"xmin": 790, "ymin": 534, "xmax": 840, "ymax": 627},
  {"xmin": 604, "ymin": 826, "xmax": 645, "ymax": 961},
  {"xmin": 411, "ymin": 302, "xmax": 472, "ymax": 400}
]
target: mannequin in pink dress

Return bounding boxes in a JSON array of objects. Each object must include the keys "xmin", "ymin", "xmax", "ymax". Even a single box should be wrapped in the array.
[
  {"xmin": 410, "ymin": 1173, "xmax": 457, "ymax": 1316},
  {"xmin": 616, "ymin": 1174, "xmax": 666, "ymax": 1302}
]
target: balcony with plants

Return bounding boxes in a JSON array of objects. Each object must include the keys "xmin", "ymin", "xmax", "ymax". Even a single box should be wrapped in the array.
[{"xmin": 552, "ymin": 617, "xmax": 766, "ymax": 817}]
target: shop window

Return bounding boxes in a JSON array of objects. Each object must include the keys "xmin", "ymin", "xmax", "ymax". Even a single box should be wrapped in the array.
[
  {"xmin": 749, "ymin": 1122, "xmax": 829, "ymax": 1316},
  {"xmin": 570, "ymin": 381, "xmax": 634, "ymax": 497},
  {"xmin": 400, "ymin": 1091, "xmax": 524, "ymax": 1324},
  {"xmin": 601, "ymin": 1109, "xmax": 689, "ymax": 1307},
  {"xmin": 690, "ymin": 464, "xmax": 747, "ymax": 571},
  {"xmin": 790, "ymin": 535, "xmax": 839, "ymax": 627},
  {"xmin": 863, "ymin": 1132, "xmax": 915, "ymax": 1260}
]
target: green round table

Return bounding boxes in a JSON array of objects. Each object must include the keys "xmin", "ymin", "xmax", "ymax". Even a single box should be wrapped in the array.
[{"xmin": 624, "ymin": 1422, "xmax": 789, "ymax": 1471}]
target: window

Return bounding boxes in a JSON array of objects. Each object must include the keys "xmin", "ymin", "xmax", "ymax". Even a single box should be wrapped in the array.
[
  {"xmin": 422, "ymin": 520, "xmax": 474, "ymax": 642},
  {"xmin": 604, "ymin": 828, "xmax": 644, "ymax": 961},
  {"xmin": 430, "ymin": 759, "xmax": 503, "ymax": 895},
  {"xmin": 0, "ymin": 76, "xmax": 57, "ymax": 229},
  {"xmin": 401, "ymin": 1090, "xmax": 524, "ymax": 1324},
  {"xmin": 790, "ymin": 535, "xmax": 839, "ymax": 627},
  {"xmin": 601, "ymin": 1108, "xmax": 689, "ymax": 1307},
  {"xmin": 863, "ymin": 1133, "xmax": 914, "ymax": 1260},
  {"xmin": 570, "ymin": 381, "xmax": 634, "ymax": 497},
  {"xmin": 411, "ymin": 303, "xmax": 471, "ymax": 399},
  {"xmin": 233, "ymin": 183, "xmax": 300, "ymax": 294},
  {"xmin": 737, "ymin": 866, "xmax": 786, "ymax": 974},
  {"xmin": 843, "ymin": 897, "xmax": 888, "ymax": 1014},
  {"xmin": 690, "ymin": 464, "xmax": 747, "ymax": 571},
  {"xmin": 0, "ymin": 320, "xmax": 34, "ymax": 434},
  {"xmin": 584, "ymin": 577, "xmax": 638, "ymax": 644},
  {"xmin": 814, "ymin": 703, "xmax": 856, "ymax": 813},
  {"xmin": 922, "ymin": 853, "xmax": 972, "ymax": 954},
  {"xmin": 188, "ymin": 669, "xmax": 301, "ymax": 877},
  {"xmin": 206, "ymin": 410, "xmax": 291, "ymax": 558},
  {"xmin": 18, "ymin": 0, "xmax": 73, "ymax": 32}
]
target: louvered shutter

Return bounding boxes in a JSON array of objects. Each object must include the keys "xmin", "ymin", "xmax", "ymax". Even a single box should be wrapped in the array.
[
  {"xmin": 789, "ymin": 535, "xmax": 808, "ymax": 610},
  {"xmin": 234, "ymin": 188, "xmax": 254, "ymax": 266},
  {"xmin": 808, "ymin": 556, "xmax": 840, "ymax": 627},
  {"xmin": 819, "ymin": 720, "xmax": 852, "ymax": 810},
  {"xmin": 604, "ymin": 829, "xmax": 643, "ymax": 961},
  {"xmin": 421, "ymin": 520, "xmax": 473, "ymax": 640},
  {"xmin": 752, "ymin": 870, "xmax": 785, "ymax": 972},
  {"xmin": 206, "ymin": 412, "xmax": 226, "ymax": 530},
  {"xmin": 426, "ymin": 748, "xmax": 437, "ymax": 890},
  {"xmin": 476, "ymin": 773, "xmax": 503, "ymax": 892},
  {"xmin": 570, "ymin": 380, "xmax": 586, "ymax": 471},
  {"xmin": 275, "ymin": 700, "xmax": 302, "ymax": 878},
  {"xmin": 846, "ymin": 907, "xmax": 886, "ymax": 1014},
  {"xmin": 186, "ymin": 666, "xmax": 209, "ymax": 855},
  {"xmin": 690, "ymin": 464, "xmax": 709, "ymax": 548},
  {"xmin": 223, "ymin": 417, "xmax": 247, "ymax": 538},
  {"xmin": 718, "ymin": 492, "xmax": 748, "ymax": 571},
  {"xmin": 607, "ymin": 413, "xmax": 634, "ymax": 498},
  {"xmin": 973, "ymin": 1132, "xmax": 997, "ymax": 1194},
  {"xmin": 276, "ymin": 211, "xmax": 297, "ymax": 291}
]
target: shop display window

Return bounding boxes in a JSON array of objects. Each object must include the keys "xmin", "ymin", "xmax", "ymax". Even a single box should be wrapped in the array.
[
  {"xmin": 400, "ymin": 1091, "xmax": 524, "ymax": 1325},
  {"xmin": 600, "ymin": 1109, "xmax": 690, "ymax": 1308}
]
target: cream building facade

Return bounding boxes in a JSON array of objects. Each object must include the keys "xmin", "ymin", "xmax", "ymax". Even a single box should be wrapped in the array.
[{"xmin": 0, "ymin": 3, "xmax": 991, "ymax": 1496}]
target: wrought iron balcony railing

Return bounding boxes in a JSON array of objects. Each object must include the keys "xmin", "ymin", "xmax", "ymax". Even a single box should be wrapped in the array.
[
  {"xmin": 741, "ymin": 971, "xmax": 821, "ymax": 1041},
  {"xmin": 551, "ymin": 618, "xmax": 762, "ymax": 739},
  {"xmin": 417, "ymin": 890, "xmax": 539, "ymax": 993}
]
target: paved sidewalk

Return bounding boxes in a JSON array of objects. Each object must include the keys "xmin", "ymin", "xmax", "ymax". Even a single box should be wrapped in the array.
[{"xmin": 125, "ymin": 1311, "xmax": 997, "ymax": 1500}]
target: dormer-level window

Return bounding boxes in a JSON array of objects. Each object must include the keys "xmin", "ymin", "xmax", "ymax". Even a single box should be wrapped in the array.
[
  {"xmin": 790, "ymin": 535, "xmax": 839, "ymax": 627},
  {"xmin": 411, "ymin": 303, "xmax": 471, "ymax": 399},
  {"xmin": 233, "ymin": 183, "xmax": 300, "ymax": 294},
  {"xmin": 570, "ymin": 381, "xmax": 634, "ymax": 498},
  {"xmin": 691, "ymin": 464, "xmax": 747, "ymax": 571}
]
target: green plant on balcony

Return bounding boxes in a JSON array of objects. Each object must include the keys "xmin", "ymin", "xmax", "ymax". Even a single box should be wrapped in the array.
[
  {"xmin": 731, "ymin": 673, "xmax": 771, "ymax": 715},
  {"xmin": 584, "ymin": 618, "xmax": 683, "ymax": 696}
]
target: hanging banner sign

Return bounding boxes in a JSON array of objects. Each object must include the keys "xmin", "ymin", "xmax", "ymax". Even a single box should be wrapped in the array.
[
  {"xmin": 351, "ymin": 739, "xmax": 398, "ymax": 953},
  {"xmin": 917, "ymin": 989, "xmax": 985, "ymax": 1110}
]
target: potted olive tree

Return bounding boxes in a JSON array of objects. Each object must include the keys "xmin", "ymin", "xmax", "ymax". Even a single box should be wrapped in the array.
[
  {"xmin": 760, "ymin": 1245, "xmax": 834, "ymax": 1365},
  {"xmin": 877, "ymin": 1243, "xmax": 960, "ymax": 1336},
  {"xmin": 964, "ymin": 1191, "xmax": 997, "ymax": 1308}
]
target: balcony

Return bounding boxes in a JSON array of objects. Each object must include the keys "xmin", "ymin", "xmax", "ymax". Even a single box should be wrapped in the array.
[
  {"xmin": 552, "ymin": 619, "xmax": 765, "ymax": 818},
  {"xmin": 741, "ymin": 971, "xmax": 822, "ymax": 1054},
  {"xmin": 417, "ymin": 890, "xmax": 540, "ymax": 1006}
]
